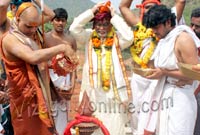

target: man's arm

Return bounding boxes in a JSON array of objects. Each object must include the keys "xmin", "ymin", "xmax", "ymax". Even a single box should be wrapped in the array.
[
  {"xmin": 110, "ymin": 14, "xmax": 133, "ymax": 49},
  {"xmin": 33, "ymin": 0, "xmax": 55, "ymax": 24},
  {"xmin": 147, "ymin": 32, "xmax": 199, "ymax": 80},
  {"xmin": 69, "ymin": 4, "xmax": 98, "ymax": 46},
  {"xmin": 2, "ymin": 34, "xmax": 77, "ymax": 65},
  {"xmin": 0, "ymin": 0, "xmax": 10, "ymax": 26},
  {"xmin": 192, "ymin": 65, "xmax": 200, "ymax": 74},
  {"xmin": 119, "ymin": 0, "xmax": 140, "ymax": 26},
  {"xmin": 174, "ymin": 0, "xmax": 186, "ymax": 23},
  {"xmin": 177, "ymin": 32, "xmax": 199, "ymax": 65}
]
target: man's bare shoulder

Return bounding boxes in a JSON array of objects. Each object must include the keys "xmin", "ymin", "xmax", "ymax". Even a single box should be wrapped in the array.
[
  {"xmin": 65, "ymin": 33, "xmax": 76, "ymax": 42},
  {"xmin": 2, "ymin": 33, "xmax": 16, "ymax": 45},
  {"xmin": 45, "ymin": 31, "xmax": 52, "ymax": 37},
  {"xmin": 175, "ymin": 31, "xmax": 197, "ymax": 58},
  {"xmin": 176, "ymin": 31, "xmax": 195, "ymax": 47}
]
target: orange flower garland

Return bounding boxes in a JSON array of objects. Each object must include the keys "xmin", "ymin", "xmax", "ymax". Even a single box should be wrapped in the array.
[
  {"xmin": 91, "ymin": 28, "xmax": 114, "ymax": 91},
  {"xmin": 91, "ymin": 28, "xmax": 114, "ymax": 49}
]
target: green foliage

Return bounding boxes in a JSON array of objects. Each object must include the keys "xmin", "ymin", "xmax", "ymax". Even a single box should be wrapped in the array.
[
  {"xmin": 183, "ymin": 2, "xmax": 200, "ymax": 25},
  {"xmin": 44, "ymin": 22, "xmax": 52, "ymax": 32}
]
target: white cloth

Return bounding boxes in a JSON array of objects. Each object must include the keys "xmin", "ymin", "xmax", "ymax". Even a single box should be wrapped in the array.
[
  {"xmin": 52, "ymin": 100, "xmax": 69, "ymax": 135},
  {"xmin": 49, "ymin": 69, "xmax": 72, "ymax": 135},
  {"xmin": 69, "ymin": 9, "xmax": 133, "ymax": 135},
  {"xmin": 49, "ymin": 69, "xmax": 72, "ymax": 90},
  {"xmin": 152, "ymin": 25, "xmax": 200, "ymax": 135},
  {"xmin": 130, "ymin": 7, "xmax": 187, "ymax": 134},
  {"xmin": 171, "ymin": 7, "xmax": 186, "ymax": 26},
  {"xmin": 0, "ymin": 105, "xmax": 4, "ymax": 135}
]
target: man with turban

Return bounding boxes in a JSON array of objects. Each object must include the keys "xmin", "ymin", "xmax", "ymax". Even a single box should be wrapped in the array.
[{"xmin": 70, "ymin": 1, "xmax": 133, "ymax": 135}]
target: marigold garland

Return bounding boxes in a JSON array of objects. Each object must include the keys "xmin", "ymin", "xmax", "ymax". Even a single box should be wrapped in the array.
[
  {"xmin": 91, "ymin": 28, "xmax": 114, "ymax": 91},
  {"xmin": 130, "ymin": 22, "xmax": 159, "ymax": 68}
]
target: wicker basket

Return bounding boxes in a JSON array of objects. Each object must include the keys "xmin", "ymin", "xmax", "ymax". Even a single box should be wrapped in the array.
[
  {"xmin": 178, "ymin": 62, "xmax": 200, "ymax": 81},
  {"xmin": 132, "ymin": 67, "xmax": 153, "ymax": 77}
]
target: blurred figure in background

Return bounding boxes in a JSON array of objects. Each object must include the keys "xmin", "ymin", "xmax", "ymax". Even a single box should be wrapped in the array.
[
  {"xmin": 190, "ymin": 7, "xmax": 200, "ymax": 135},
  {"xmin": 45, "ymin": 7, "xmax": 77, "ymax": 135}
]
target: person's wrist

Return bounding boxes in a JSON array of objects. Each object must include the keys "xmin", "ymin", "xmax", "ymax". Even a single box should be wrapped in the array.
[{"xmin": 161, "ymin": 68, "xmax": 167, "ymax": 76}]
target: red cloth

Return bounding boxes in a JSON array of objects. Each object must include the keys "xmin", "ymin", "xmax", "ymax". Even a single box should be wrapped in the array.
[
  {"xmin": 51, "ymin": 53, "xmax": 78, "ymax": 76},
  {"xmin": 144, "ymin": 129, "xmax": 154, "ymax": 135},
  {"xmin": 64, "ymin": 114, "xmax": 110, "ymax": 135},
  {"xmin": 136, "ymin": 0, "xmax": 161, "ymax": 20}
]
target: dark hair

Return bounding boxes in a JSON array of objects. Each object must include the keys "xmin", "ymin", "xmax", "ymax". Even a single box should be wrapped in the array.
[
  {"xmin": 191, "ymin": 7, "xmax": 200, "ymax": 18},
  {"xmin": 53, "ymin": 8, "xmax": 68, "ymax": 20},
  {"xmin": 142, "ymin": 4, "xmax": 176, "ymax": 28},
  {"xmin": 10, "ymin": 0, "xmax": 31, "ymax": 7}
]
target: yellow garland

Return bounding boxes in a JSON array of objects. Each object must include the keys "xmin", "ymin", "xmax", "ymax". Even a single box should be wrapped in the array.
[
  {"xmin": 91, "ymin": 28, "xmax": 114, "ymax": 91},
  {"xmin": 130, "ymin": 23, "xmax": 159, "ymax": 68},
  {"xmin": 102, "ymin": 50, "xmax": 112, "ymax": 91}
]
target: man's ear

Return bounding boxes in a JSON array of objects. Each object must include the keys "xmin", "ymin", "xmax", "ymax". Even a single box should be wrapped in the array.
[
  {"xmin": 166, "ymin": 19, "xmax": 171, "ymax": 27},
  {"xmin": 16, "ymin": 17, "xmax": 20, "ymax": 22}
]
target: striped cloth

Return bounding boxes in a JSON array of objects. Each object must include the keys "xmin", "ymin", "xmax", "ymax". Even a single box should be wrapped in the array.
[{"xmin": 0, "ymin": 103, "xmax": 14, "ymax": 135}]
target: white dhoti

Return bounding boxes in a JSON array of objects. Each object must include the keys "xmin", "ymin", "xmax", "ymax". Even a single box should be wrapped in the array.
[
  {"xmin": 130, "ymin": 73, "xmax": 158, "ymax": 135},
  {"xmin": 49, "ymin": 69, "xmax": 73, "ymax": 135},
  {"xmin": 152, "ymin": 25, "xmax": 200, "ymax": 135},
  {"xmin": 52, "ymin": 100, "xmax": 69, "ymax": 135},
  {"xmin": 157, "ymin": 82, "xmax": 197, "ymax": 135}
]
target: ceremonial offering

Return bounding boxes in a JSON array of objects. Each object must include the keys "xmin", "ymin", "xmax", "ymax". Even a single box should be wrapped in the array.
[
  {"xmin": 51, "ymin": 53, "xmax": 78, "ymax": 76},
  {"xmin": 64, "ymin": 92, "xmax": 109, "ymax": 135},
  {"xmin": 178, "ymin": 63, "xmax": 200, "ymax": 81},
  {"xmin": 132, "ymin": 67, "xmax": 153, "ymax": 77},
  {"xmin": 74, "ymin": 122, "xmax": 99, "ymax": 135}
]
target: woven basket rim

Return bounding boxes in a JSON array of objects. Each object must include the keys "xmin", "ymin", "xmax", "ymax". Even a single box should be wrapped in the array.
[
  {"xmin": 178, "ymin": 62, "xmax": 200, "ymax": 81},
  {"xmin": 132, "ymin": 67, "xmax": 153, "ymax": 76}
]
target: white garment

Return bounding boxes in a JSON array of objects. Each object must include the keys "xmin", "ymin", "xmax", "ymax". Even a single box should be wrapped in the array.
[
  {"xmin": 152, "ymin": 25, "xmax": 200, "ymax": 135},
  {"xmin": 130, "ymin": 7, "xmax": 187, "ymax": 134},
  {"xmin": 49, "ymin": 69, "xmax": 72, "ymax": 134},
  {"xmin": 49, "ymin": 69, "xmax": 72, "ymax": 90},
  {"xmin": 70, "ymin": 9, "xmax": 133, "ymax": 135},
  {"xmin": 0, "ymin": 105, "xmax": 4, "ymax": 135},
  {"xmin": 52, "ymin": 101, "xmax": 69, "ymax": 135}
]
